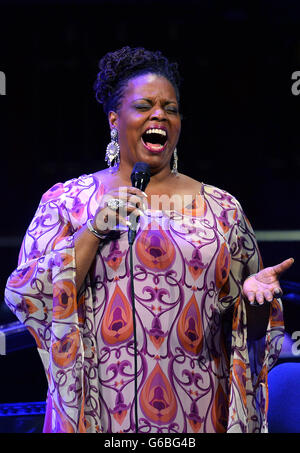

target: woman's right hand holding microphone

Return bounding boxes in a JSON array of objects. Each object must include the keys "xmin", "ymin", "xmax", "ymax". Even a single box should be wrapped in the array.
[{"xmin": 90, "ymin": 186, "xmax": 148, "ymax": 238}]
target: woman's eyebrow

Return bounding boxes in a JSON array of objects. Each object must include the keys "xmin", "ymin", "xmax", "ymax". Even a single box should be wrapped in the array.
[
  {"xmin": 133, "ymin": 97, "xmax": 152, "ymax": 103},
  {"xmin": 133, "ymin": 97, "xmax": 178, "ymax": 104}
]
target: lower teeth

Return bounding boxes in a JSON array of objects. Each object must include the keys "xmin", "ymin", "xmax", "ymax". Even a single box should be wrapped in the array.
[{"xmin": 146, "ymin": 142, "xmax": 163, "ymax": 149}]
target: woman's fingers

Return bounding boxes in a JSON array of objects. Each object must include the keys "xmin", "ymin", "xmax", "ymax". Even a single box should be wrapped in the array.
[
  {"xmin": 273, "ymin": 287, "xmax": 283, "ymax": 298},
  {"xmin": 272, "ymin": 258, "xmax": 294, "ymax": 277},
  {"xmin": 263, "ymin": 289, "xmax": 274, "ymax": 302},
  {"xmin": 93, "ymin": 186, "xmax": 147, "ymax": 233},
  {"xmin": 243, "ymin": 275, "xmax": 284, "ymax": 306},
  {"xmin": 246, "ymin": 288, "xmax": 282, "ymax": 305},
  {"xmin": 104, "ymin": 186, "xmax": 147, "ymax": 211},
  {"xmin": 246, "ymin": 291, "xmax": 256, "ymax": 304},
  {"xmin": 255, "ymin": 291, "xmax": 265, "ymax": 305},
  {"xmin": 116, "ymin": 186, "xmax": 147, "ymax": 203},
  {"xmin": 244, "ymin": 257, "xmax": 294, "ymax": 306}
]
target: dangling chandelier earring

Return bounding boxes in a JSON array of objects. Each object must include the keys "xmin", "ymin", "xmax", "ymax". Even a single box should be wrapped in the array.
[
  {"xmin": 105, "ymin": 127, "xmax": 120, "ymax": 170},
  {"xmin": 171, "ymin": 148, "xmax": 178, "ymax": 175}
]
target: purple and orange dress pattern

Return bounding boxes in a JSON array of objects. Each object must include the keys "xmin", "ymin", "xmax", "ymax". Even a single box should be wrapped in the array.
[{"xmin": 5, "ymin": 174, "xmax": 284, "ymax": 433}]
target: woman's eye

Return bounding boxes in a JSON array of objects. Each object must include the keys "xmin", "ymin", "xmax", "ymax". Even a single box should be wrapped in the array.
[
  {"xmin": 166, "ymin": 107, "xmax": 178, "ymax": 114},
  {"xmin": 135, "ymin": 104, "xmax": 150, "ymax": 110},
  {"xmin": 134, "ymin": 104, "xmax": 179, "ymax": 114}
]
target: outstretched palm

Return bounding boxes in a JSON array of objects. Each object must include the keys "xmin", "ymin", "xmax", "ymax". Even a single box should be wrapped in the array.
[{"xmin": 243, "ymin": 258, "xmax": 294, "ymax": 304}]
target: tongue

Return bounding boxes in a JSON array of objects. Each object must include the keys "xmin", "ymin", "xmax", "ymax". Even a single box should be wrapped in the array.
[{"xmin": 145, "ymin": 142, "xmax": 164, "ymax": 150}]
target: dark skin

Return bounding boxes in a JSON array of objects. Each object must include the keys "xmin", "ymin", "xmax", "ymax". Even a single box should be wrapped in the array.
[{"xmin": 74, "ymin": 72, "xmax": 294, "ymax": 341}]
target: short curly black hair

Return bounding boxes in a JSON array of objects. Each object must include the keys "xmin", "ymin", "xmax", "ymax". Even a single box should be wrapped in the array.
[{"xmin": 94, "ymin": 46, "xmax": 181, "ymax": 115}]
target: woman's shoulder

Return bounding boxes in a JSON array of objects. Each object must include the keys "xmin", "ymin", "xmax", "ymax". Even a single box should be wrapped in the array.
[
  {"xmin": 38, "ymin": 173, "xmax": 106, "ymax": 227},
  {"xmin": 40, "ymin": 173, "xmax": 103, "ymax": 205},
  {"xmin": 202, "ymin": 182, "xmax": 240, "ymax": 204}
]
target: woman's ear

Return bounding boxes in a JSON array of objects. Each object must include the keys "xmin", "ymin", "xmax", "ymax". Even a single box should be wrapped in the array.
[{"xmin": 108, "ymin": 111, "xmax": 118, "ymax": 130}]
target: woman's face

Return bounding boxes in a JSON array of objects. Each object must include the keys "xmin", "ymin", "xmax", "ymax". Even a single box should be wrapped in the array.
[{"xmin": 109, "ymin": 73, "xmax": 181, "ymax": 175}]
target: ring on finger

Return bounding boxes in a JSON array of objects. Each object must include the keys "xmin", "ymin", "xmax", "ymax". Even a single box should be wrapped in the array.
[{"xmin": 107, "ymin": 198, "xmax": 127, "ymax": 211}]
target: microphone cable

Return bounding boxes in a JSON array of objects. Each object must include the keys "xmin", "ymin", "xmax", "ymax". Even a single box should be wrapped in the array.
[
  {"xmin": 127, "ymin": 162, "xmax": 151, "ymax": 434},
  {"xmin": 129, "ymin": 240, "xmax": 139, "ymax": 433}
]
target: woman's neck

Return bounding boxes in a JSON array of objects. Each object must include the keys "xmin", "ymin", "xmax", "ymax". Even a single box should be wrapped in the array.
[{"xmin": 116, "ymin": 161, "xmax": 175, "ymax": 188}]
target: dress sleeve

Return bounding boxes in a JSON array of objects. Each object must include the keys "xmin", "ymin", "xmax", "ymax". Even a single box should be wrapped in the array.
[
  {"xmin": 4, "ymin": 175, "xmax": 104, "ymax": 432},
  {"xmin": 4, "ymin": 181, "xmax": 76, "ymax": 352},
  {"xmin": 221, "ymin": 197, "xmax": 285, "ymax": 432},
  {"xmin": 218, "ymin": 197, "xmax": 263, "ymax": 313}
]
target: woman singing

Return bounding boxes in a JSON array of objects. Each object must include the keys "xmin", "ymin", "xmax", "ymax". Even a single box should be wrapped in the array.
[{"xmin": 5, "ymin": 46, "xmax": 293, "ymax": 433}]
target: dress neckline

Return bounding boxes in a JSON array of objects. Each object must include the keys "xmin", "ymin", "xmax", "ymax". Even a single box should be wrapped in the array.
[
  {"xmin": 145, "ymin": 182, "xmax": 205, "ymax": 214},
  {"xmin": 143, "ymin": 184, "xmax": 206, "ymax": 216},
  {"xmin": 91, "ymin": 173, "xmax": 206, "ymax": 216}
]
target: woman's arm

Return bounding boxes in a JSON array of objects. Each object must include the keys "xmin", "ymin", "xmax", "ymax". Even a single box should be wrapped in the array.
[
  {"xmin": 215, "ymin": 192, "xmax": 286, "ymax": 341},
  {"xmin": 4, "ymin": 177, "xmax": 101, "ymax": 340},
  {"xmin": 73, "ymin": 223, "xmax": 101, "ymax": 290}
]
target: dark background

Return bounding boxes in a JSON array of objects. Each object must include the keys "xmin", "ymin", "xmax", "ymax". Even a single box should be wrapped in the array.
[{"xmin": 0, "ymin": 0, "xmax": 299, "ymax": 414}]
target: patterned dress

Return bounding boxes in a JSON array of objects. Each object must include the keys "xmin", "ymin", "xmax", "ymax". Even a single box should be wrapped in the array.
[{"xmin": 4, "ymin": 174, "xmax": 284, "ymax": 433}]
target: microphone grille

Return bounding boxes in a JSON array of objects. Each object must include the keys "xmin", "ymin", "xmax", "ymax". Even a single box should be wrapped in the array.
[
  {"xmin": 131, "ymin": 162, "xmax": 151, "ymax": 190},
  {"xmin": 132, "ymin": 162, "xmax": 151, "ymax": 176}
]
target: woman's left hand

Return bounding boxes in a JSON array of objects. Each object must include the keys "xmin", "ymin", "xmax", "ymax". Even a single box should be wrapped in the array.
[{"xmin": 243, "ymin": 258, "xmax": 294, "ymax": 305}]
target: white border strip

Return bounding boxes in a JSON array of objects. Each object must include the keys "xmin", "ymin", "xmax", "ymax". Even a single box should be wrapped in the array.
[
  {"xmin": 0, "ymin": 236, "xmax": 22, "ymax": 247},
  {"xmin": 255, "ymin": 230, "xmax": 300, "ymax": 242},
  {"xmin": 0, "ymin": 231, "xmax": 299, "ymax": 247},
  {"xmin": 0, "ymin": 331, "xmax": 6, "ymax": 355}
]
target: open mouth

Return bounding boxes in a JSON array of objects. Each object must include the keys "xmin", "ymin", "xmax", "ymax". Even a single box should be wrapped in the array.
[{"xmin": 141, "ymin": 128, "xmax": 168, "ymax": 153}]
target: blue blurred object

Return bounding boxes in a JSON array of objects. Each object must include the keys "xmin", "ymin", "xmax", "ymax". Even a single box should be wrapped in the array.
[
  {"xmin": 268, "ymin": 362, "xmax": 300, "ymax": 433},
  {"xmin": 0, "ymin": 402, "xmax": 45, "ymax": 433}
]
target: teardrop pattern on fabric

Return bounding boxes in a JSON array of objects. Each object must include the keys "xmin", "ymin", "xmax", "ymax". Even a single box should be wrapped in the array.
[
  {"xmin": 70, "ymin": 197, "xmax": 85, "ymax": 221},
  {"xmin": 187, "ymin": 401, "xmax": 203, "ymax": 433},
  {"xmin": 51, "ymin": 327, "xmax": 80, "ymax": 369},
  {"xmin": 217, "ymin": 207, "xmax": 238, "ymax": 234},
  {"xmin": 148, "ymin": 315, "xmax": 167, "ymax": 350},
  {"xmin": 95, "ymin": 182, "xmax": 105, "ymax": 203},
  {"xmin": 104, "ymin": 240, "xmax": 126, "ymax": 272},
  {"xmin": 101, "ymin": 283, "xmax": 133, "ymax": 345},
  {"xmin": 215, "ymin": 242, "xmax": 231, "ymax": 290},
  {"xmin": 20, "ymin": 297, "xmax": 39, "ymax": 315},
  {"xmin": 53, "ymin": 280, "xmax": 77, "ymax": 320},
  {"xmin": 135, "ymin": 220, "xmax": 176, "ymax": 271},
  {"xmin": 217, "ymin": 209, "xmax": 231, "ymax": 234},
  {"xmin": 270, "ymin": 297, "xmax": 284, "ymax": 328},
  {"xmin": 231, "ymin": 358, "xmax": 247, "ymax": 407},
  {"xmin": 52, "ymin": 398, "xmax": 76, "ymax": 433},
  {"xmin": 111, "ymin": 391, "xmax": 130, "ymax": 426},
  {"xmin": 211, "ymin": 383, "xmax": 229, "ymax": 433},
  {"xmin": 41, "ymin": 183, "xmax": 65, "ymax": 203},
  {"xmin": 140, "ymin": 362, "xmax": 177, "ymax": 425},
  {"xmin": 186, "ymin": 248, "xmax": 206, "ymax": 280},
  {"xmin": 52, "ymin": 223, "xmax": 74, "ymax": 249},
  {"xmin": 182, "ymin": 193, "xmax": 207, "ymax": 218},
  {"xmin": 177, "ymin": 293, "xmax": 203, "ymax": 355},
  {"xmin": 7, "ymin": 261, "xmax": 37, "ymax": 288},
  {"xmin": 53, "ymin": 280, "xmax": 77, "ymax": 319}
]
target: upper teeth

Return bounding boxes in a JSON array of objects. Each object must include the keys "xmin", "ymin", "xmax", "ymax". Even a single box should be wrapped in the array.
[{"xmin": 145, "ymin": 128, "xmax": 166, "ymax": 136}]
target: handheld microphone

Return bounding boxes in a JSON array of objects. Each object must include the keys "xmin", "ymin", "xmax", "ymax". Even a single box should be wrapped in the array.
[{"xmin": 128, "ymin": 162, "xmax": 151, "ymax": 245}]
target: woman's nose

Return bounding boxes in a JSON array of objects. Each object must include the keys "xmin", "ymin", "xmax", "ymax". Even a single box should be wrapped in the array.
[{"xmin": 150, "ymin": 106, "xmax": 166, "ymax": 120}]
